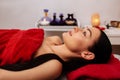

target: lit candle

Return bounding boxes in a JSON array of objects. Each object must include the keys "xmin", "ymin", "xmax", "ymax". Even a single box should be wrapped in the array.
[{"xmin": 91, "ymin": 13, "xmax": 100, "ymax": 27}]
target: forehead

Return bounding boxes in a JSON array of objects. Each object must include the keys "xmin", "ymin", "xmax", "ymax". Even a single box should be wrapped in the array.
[
  {"xmin": 89, "ymin": 27, "xmax": 101, "ymax": 41},
  {"xmin": 90, "ymin": 27, "xmax": 100, "ymax": 33}
]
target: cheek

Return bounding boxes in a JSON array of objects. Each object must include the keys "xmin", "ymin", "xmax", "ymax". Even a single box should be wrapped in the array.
[
  {"xmin": 63, "ymin": 35, "xmax": 85, "ymax": 51},
  {"xmin": 72, "ymin": 36, "xmax": 91, "ymax": 51}
]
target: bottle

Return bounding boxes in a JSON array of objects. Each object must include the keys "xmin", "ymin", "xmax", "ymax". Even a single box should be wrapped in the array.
[
  {"xmin": 50, "ymin": 13, "xmax": 59, "ymax": 25},
  {"xmin": 65, "ymin": 14, "xmax": 77, "ymax": 26},
  {"xmin": 58, "ymin": 13, "xmax": 65, "ymax": 25},
  {"xmin": 39, "ymin": 9, "xmax": 51, "ymax": 26}
]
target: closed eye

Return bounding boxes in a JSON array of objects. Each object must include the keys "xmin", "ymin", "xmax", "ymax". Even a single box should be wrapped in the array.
[
  {"xmin": 83, "ymin": 31, "xmax": 86, "ymax": 36},
  {"xmin": 82, "ymin": 28, "xmax": 92, "ymax": 38}
]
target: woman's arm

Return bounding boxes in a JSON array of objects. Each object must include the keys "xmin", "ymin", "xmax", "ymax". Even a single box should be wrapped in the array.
[{"xmin": 0, "ymin": 60, "xmax": 62, "ymax": 80}]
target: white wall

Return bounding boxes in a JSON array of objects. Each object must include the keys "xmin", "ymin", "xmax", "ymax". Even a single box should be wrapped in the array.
[{"xmin": 0, "ymin": 0, "xmax": 120, "ymax": 29}]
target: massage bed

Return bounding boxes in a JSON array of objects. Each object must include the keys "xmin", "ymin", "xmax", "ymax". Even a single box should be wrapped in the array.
[{"xmin": 0, "ymin": 28, "xmax": 120, "ymax": 80}]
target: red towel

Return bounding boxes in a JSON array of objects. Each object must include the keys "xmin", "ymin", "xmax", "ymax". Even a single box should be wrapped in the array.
[
  {"xmin": 67, "ymin": 55, "xmax": 120, "ymax": 80},
  {"xmin": 0, "ymin": 28, "xmax": 44, "ymax": 66}
]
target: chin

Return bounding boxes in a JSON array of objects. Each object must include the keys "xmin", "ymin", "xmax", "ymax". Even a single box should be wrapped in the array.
[
  {"xmin": 62, "ymin": 33, "xmax": 65, "ymax": 40},
  {"xmin": 62, "ymin": 32, "xmax": 67, "ymax": 37}
]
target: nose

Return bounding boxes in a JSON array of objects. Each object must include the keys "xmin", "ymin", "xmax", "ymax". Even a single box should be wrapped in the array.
[{"xmin": 74, "ymin": 27, "xmax": 79, "ymax": 32}]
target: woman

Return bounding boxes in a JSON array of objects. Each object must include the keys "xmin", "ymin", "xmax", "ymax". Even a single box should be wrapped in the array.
[{"xmin": 0, "ymin": 27, "xmax": 112, "ymax": 80}]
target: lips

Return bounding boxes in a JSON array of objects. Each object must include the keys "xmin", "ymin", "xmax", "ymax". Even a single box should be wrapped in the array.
[{"xmin": 68, "ymin": 31, "xmax": 72, "ymax": 36}]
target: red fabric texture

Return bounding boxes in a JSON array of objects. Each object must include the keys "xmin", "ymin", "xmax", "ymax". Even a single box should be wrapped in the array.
[
  {"xmin": 67, "ymin": 55, "xmax": 120, "ymax": 80},
  {"xmin": 0, "ymin": 28, "xmax": 44, "ymax": 66}
]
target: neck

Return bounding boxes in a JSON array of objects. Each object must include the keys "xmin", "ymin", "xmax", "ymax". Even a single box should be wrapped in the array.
[{"xmin": 51, "ymin": 44, "xmax": 77, "ymax": 62}]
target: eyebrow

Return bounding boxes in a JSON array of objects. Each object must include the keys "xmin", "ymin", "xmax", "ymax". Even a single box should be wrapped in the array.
[{"xmin": 87, "ymin": 28, "xmax": 92, "ymax": 37}]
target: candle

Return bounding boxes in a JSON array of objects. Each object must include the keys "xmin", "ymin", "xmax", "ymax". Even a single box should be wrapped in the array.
[{"xmin": 91, "ymin": 13, "xmax": 100, "ymax": 27}]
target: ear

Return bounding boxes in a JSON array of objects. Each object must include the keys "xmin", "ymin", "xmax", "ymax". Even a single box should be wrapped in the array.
[{"xmin": 81, "ymin": 51, "xmax": 95, "ymax": 60}]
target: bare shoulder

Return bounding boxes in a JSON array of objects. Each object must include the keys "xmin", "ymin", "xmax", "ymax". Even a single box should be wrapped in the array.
[
  {"xmin": 38, "ymin": 59, "xmax": 63, "ymax": 79},
  {"xmin": 41, "ymin": 59, "xmax": 63, "ymax": 71}
]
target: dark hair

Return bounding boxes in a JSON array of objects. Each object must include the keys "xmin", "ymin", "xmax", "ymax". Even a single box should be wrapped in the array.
[
  {"xmin": 88, "ymin": 30, "xmax": 112, "ymax": 63},
  {"xmin": 63, "ymin": 30, "xmax": 112, "ymax": 72}
]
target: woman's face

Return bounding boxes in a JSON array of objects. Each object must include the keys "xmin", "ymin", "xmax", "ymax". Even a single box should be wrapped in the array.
[{"xmin": 62, "ymin": 27, "xmax": 101, "ymax": 52}]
